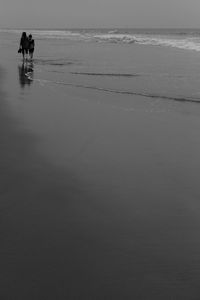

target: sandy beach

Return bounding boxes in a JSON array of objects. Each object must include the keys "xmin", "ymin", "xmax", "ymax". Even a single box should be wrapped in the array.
[{"xmin": 1, "ymin": 30, "xmax": 200, "ymax": 299}]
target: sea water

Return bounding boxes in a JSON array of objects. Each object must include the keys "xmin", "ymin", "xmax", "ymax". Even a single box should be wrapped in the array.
[
  {"xmin": 3, "ymin": 28, "xmax": 200, "ymax": 50},
  {"xmin": 2, "ymin": 28, "xmax": 200, "ymax": 104}
]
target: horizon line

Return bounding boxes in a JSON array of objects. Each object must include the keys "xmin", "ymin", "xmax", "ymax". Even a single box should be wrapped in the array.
[{"xmin": 1, "ymin": 26, "xmax": 200, "ymax": 30}]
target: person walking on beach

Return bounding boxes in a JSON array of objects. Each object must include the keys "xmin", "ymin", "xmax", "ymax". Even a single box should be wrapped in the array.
[
  {"xmin": 19, "ymin": 32, "xmax": 29, "ymax": 60},
  {"xmin": 28, "ymin": 34, "xmax": 35, "ymax": 60}
]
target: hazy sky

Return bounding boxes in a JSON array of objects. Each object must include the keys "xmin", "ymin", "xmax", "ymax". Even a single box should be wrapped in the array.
[{"xmin": 0, "ymin": 0, "xmax": 200, "ymax": 28}]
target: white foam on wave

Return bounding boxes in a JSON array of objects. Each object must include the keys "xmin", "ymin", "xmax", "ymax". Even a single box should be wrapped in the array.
[
  {"xmin": 91, "ymin": 33, "xmax": 200, "ymax": 51},
  {"xmin": 134, "ymin": 35, "xmax": 200, "ymax": 52},
  {"xmin": 92, "ymin": 33, "xmax": 200, "ymax": 52},
  {"xmin": 92, "ymin": 33, "xmax": 136, "ymax": 43}
]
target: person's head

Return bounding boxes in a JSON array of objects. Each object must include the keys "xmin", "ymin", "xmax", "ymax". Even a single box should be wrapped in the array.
[
  {"xmin": 28, "ymin": 34, "xmax": 32, "ymax": 40},
  {"xmin": 21, "ymin": 32, "xmax": 27, "ymax": 39}
]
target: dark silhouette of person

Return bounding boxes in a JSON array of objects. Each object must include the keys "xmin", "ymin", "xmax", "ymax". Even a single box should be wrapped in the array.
[
  {"xmin": 19, "ymin": 32, "xmax": 29, "ymax": 61},
  {"xmin": 28, "ymin": 34, "xmax": 35, "ymax": 60},
  {"xmin": 18, "ymin": 62, "xmax": 34, "ymax": 88}
]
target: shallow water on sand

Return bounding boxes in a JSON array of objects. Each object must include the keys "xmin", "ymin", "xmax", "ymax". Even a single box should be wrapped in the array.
[{"xmin": 1, "ymin": 31, "xmax": 200, "ymax": 299}]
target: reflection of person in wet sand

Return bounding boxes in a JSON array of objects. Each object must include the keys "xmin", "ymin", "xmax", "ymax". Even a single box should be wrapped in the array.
[{"xmin": 18, "ymin": 62, "xmax": 34, "ymax": 88}]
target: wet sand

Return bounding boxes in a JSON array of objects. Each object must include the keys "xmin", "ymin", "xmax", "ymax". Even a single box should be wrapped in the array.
[{"xmin": 1, "ymin": 34, "xmax": 200, "ymax": 299}]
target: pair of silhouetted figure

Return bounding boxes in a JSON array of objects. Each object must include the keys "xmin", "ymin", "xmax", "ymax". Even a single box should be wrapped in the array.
[{"xmin": 19, "ymin": 32, "xmax": 35, "ymax": 61}]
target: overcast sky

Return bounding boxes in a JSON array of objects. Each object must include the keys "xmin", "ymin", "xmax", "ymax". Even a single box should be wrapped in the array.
[{"xmin": 0, "ymin": 0, "xmax": 200, "ymax": 29}]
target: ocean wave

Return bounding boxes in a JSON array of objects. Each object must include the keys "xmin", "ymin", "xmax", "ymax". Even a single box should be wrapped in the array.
[
  {"xmin": 2, "ymin": 28, "xmax": 200, "ymax": 52},
  {"xmin": 134, "ymin": 36, "xmax": 200, "ymax": 52},
  {"xmin": 92, "ymin": 33, "xmax": 136, "ymax": 44}
]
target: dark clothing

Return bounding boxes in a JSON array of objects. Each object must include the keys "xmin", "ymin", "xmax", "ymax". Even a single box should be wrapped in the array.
[
  {"xmin": 20, "ymin": 37, "xmax": 29, "ymax": 50},
  {"xmin": 28, "ymin": 39, "xmax": 35, "ymax": 52},
  {"xmin": 21, "ymin": 48, "xmax": 28, "ymax": 55}
]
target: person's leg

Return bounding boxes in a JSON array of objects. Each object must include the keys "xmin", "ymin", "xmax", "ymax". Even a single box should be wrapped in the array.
[
  {"xmin": 21, "ymin": 48, "xmax": 25, "ymax": 60},
  {"xmin": 30, "ymin": 50, "xmax": 34, "ymax": 60},
  {"xmin": 24, "ymin": 49, "xmax": 28, "ymax": 60}
]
